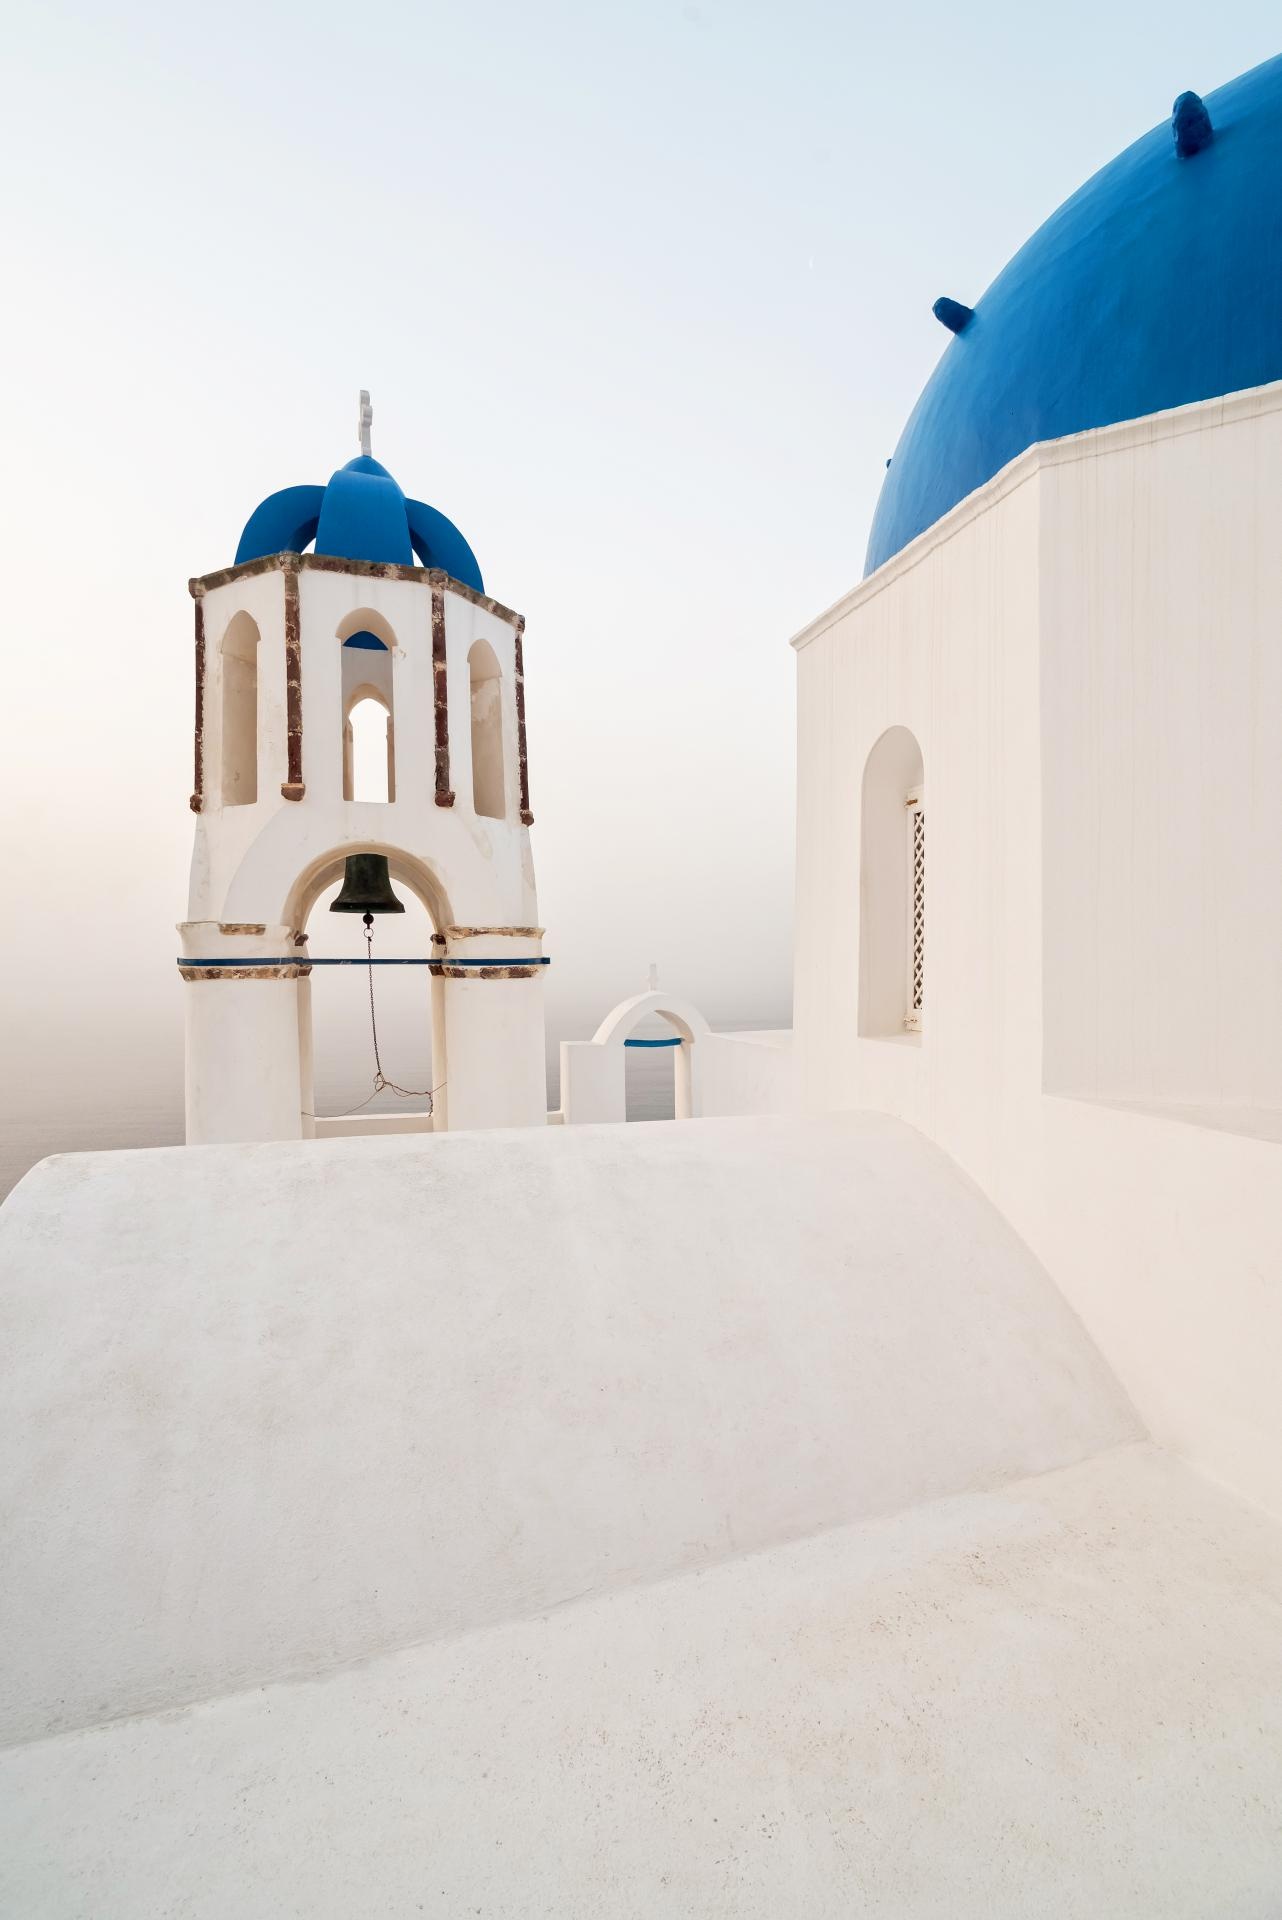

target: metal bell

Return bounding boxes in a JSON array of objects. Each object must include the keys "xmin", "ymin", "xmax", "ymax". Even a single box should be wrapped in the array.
[{"xmin": 329, "ymin": 853, "xmax": 406, "ymax": 918}]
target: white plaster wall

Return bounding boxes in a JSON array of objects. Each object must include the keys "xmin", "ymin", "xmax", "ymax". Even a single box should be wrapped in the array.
[
  {"xmin": 1032, "ymin": 1095, "xmax": 1282, "ymax": 1518},
  {"xmin": 1039, "ymin": 388, "xmax": 1282, "ymax": 1108},
  {"xmin": 0, "ymin": 1114, "xmax": 1136, "ymax": 1744},
  {"xmin": 179, "ymin": 923, "xmax": 305, "ymax": 1143},
  {"xmin": 790, "ymin": 385, "xmax": 1282, "ymax": 1522},
  {"xmin": 559, "ymin": 1036, "xmax": 625, "ymax": 1123},
  {"xmin": 793, "ymin": 457, "xmax": 1044, "ymax": 1200},
  {"xmin": 440, "ymin": 930, "xmax": 547, "ymax": 1131},
  {"xmin": 699, "ymin": 1030, "xmax": 795, "ymax": 1117}
]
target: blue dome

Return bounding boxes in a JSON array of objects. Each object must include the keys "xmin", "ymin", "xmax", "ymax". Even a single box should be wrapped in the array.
[
  {"xmin": 236, "ymin": 453, "xmax": 484, "ymax": 594},
  {"xmin": 866, "ymin": 55, "xmax": 1282, "ymax": 576}
]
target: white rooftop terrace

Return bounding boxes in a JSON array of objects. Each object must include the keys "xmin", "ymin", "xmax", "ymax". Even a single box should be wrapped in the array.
[{"xmin": 1, "ymin": 1116, "xmax": 1279, "ymax": 1913}]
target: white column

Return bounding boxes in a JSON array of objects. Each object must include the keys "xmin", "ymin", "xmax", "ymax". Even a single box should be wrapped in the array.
[
  {"xmin": 436, "ymin": 927, "xmax": 547, "ymax": 1131},
  {"xmin": 178, "ymin": 922, "xmax": 307, "ymax": 1144}
]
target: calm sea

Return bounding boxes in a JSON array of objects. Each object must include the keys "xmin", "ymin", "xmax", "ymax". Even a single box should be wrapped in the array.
[{"xmin": 0, "ymin": 1010, "xmax": 749, "ymax": 1205}]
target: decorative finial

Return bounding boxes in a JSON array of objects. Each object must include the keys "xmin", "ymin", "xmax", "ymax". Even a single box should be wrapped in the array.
[
  {"xmin": 1172, "ymin": 91, "xmax": 1213, "ymax": 158},
  {"xmin": 358, "ymin": 389, "xmax": 373, "ymax": 459},
  {"xmin": 933, "ymin": 297, "xmax": 975, "ymax": 335}
]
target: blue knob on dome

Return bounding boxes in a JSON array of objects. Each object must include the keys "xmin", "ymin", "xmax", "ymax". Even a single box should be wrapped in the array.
[
  {"xmin": 933, "ymin": 297, "xmax": 975, "ymax": 335},
  {"xmin": 1172, "ymin": 91, "xmax": 1214, "ymax": 157}
]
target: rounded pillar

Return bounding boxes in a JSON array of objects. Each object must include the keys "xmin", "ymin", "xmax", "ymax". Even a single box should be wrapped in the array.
[
  {"xmin": 178, "ymin": 922, "xmax": 308, "ymax": 1144},
  {"xmin": 434, "ymin": 927, "xmax": 547, "ymax": 1131}
]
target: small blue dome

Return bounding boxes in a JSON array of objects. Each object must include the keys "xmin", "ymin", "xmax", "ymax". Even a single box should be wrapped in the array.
[
  {"xmin": 236, "ymin": 449, "xmax": 484, "ymax": 593},
  {"xmin": 315, "ymin": 456, "xmax": 413, "ymax": 567},
  {"xmin": 866, "ymin": 55, "xmax": 1282, "ymax": 576}
]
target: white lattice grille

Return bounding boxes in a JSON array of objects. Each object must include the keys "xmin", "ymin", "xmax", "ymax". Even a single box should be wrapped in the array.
[{"xmin": 906, "ymin": 793, "xmax": 924, "ymax": 1032}]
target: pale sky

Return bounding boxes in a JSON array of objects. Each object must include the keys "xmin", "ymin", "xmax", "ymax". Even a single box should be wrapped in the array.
[{"xmin": 1, "ymin": 2, "xmax": 1277, "ymax": 1167}]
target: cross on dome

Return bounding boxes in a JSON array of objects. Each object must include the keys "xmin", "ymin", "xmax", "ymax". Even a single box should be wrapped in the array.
[{"xmin": 358, "ymin": 390, "xmax": 373, "ymax": 460}]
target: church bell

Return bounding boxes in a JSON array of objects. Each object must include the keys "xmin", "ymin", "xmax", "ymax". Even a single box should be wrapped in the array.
[{"xmin": 329, "ymin": 853, "xmax": 406, "ymax": 921}]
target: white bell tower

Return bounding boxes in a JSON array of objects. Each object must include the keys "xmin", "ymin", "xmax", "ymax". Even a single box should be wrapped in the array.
[{"xmin": 178, "ymin": 397, "xmax": 547, "ymax": 1144}]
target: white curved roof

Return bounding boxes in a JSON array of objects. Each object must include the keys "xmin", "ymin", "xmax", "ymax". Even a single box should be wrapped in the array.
[{"xmin": 2, "ymin": 1115, "xmax": 1279, "ymax": 1912}]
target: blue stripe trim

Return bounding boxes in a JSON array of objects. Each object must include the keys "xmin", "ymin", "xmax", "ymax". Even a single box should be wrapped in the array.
[
  {"xmin": 179, "ymin": 957, "xmax": 307, "ymax": 968},
  {"xmin": 434, "ymin": 957, "xmax": 551, "ymax": 967},
  {"xmin": 179, "ymin": 956, "xmax": 550, "ymax": 969},
  {"xmin": 624, "ymin": 1036, "xmax": 682, "ymax": 1048}
]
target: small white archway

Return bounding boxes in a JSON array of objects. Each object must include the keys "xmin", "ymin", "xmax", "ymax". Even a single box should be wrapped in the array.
[{"xmin": 560, "ymin": 989, "xmax": 711, "ymax": 1124}]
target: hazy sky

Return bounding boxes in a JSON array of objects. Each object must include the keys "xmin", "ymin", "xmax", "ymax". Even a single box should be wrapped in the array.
[{"xmin": 2, "ymin": 2, "xmax": 1277, "ymax": 1160}]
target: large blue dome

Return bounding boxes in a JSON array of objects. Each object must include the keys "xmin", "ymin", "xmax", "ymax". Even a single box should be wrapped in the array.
[
  {"xmin": 236, "ymin": 452, "xmax": 484, "ymax": 594},
  {"xmin": 865, "ymin": 54, "xmax": 1282, "ymax": 576}
]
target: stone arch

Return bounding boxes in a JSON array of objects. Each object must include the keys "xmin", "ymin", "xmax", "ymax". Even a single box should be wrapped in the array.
[{"xmin": 858, "ymin": 725, "xmax": 925, "ymax": 1038}]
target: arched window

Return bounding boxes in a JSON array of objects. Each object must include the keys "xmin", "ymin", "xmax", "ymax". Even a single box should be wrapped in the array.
[
  {"xmin": 345, "ymin": 693, "xmax": 393, "ymax": 803},
  {"xmin": 220, "ymin": 611, "xmax": 260, "ymax": 805},
  {"xmin": 338, "ymin": 611, "xmax": 397, "ymax": 803},
  {"xmin": 468, "ymin": 639, "xmax": 505, "ymax": 820},
  {"xmin": 858, "ymin": 726, "xmax": 925, "ymax": 1037}
]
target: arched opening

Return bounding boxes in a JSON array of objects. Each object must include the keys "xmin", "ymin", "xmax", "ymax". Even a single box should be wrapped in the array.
[
  {"xmin": 624, "ymin": 1013, "xmax": 684, "ymax": 1121},
  {"xmin": 338, "ymin": 612, "xmax": 398, "ymax": 803},
  {"xmin": 284, "ymin": 846, "xmax": 455, "ymax": 1139},
  {"xmin": 468, "ymin": 639, "xmax": 505, "ymax": 820},
  {"xmin": 220, "ymin": 611, "xmax": 260, "ymax": 805},
  {"xmin": 345, "ymin": 691, "xmax": 393, "ymax": 803},
  {"xmin": 571, "ymin": 989, "xmax": 708, "ymax": 1125},
  {"xmin": 859, "ymin": 725, "xmax": 925, "ymax": 1038},
  {"xmin": 305, "ymin": 875, "xmax": 434, "ymax": 1126}
]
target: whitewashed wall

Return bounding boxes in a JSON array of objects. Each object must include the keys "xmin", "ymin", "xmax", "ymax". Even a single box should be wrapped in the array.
[
  {"xmin": 791, "ymin": 384, "xmax": 1282, "ymax": 1521},
  {"xmin": 1039, "ymin": 388, "xmax": 1282, "ymax": 1108},
  {"xmin": 699, "ymin": 1030, "xmax": 795, "ymax": 1117}
]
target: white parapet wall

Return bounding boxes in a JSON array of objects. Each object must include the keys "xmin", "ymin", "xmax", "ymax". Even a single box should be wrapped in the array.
[{"xmin": 699, "ymin": 1028, "xmax": 795, "ymax": 1117}]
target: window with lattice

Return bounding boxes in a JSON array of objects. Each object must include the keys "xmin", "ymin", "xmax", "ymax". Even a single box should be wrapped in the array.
[{"xmin": 905, "ymin": 789, "xmax": 924, "ymax": 1032}]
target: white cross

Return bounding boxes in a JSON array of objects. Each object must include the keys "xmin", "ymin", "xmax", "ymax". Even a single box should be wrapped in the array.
[
  {"xmin": 648, "ymin": 962, "xmax": 659, "ymax": 991},
  {"xmin": 358, "ymin": 390, "xmax": 373, "ymax": 459}
]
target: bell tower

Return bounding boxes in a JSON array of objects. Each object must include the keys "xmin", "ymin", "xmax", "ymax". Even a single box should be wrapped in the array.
[{"xmin": 178, "ymin": 396, "xmax": 547, "ymax": 1144}]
